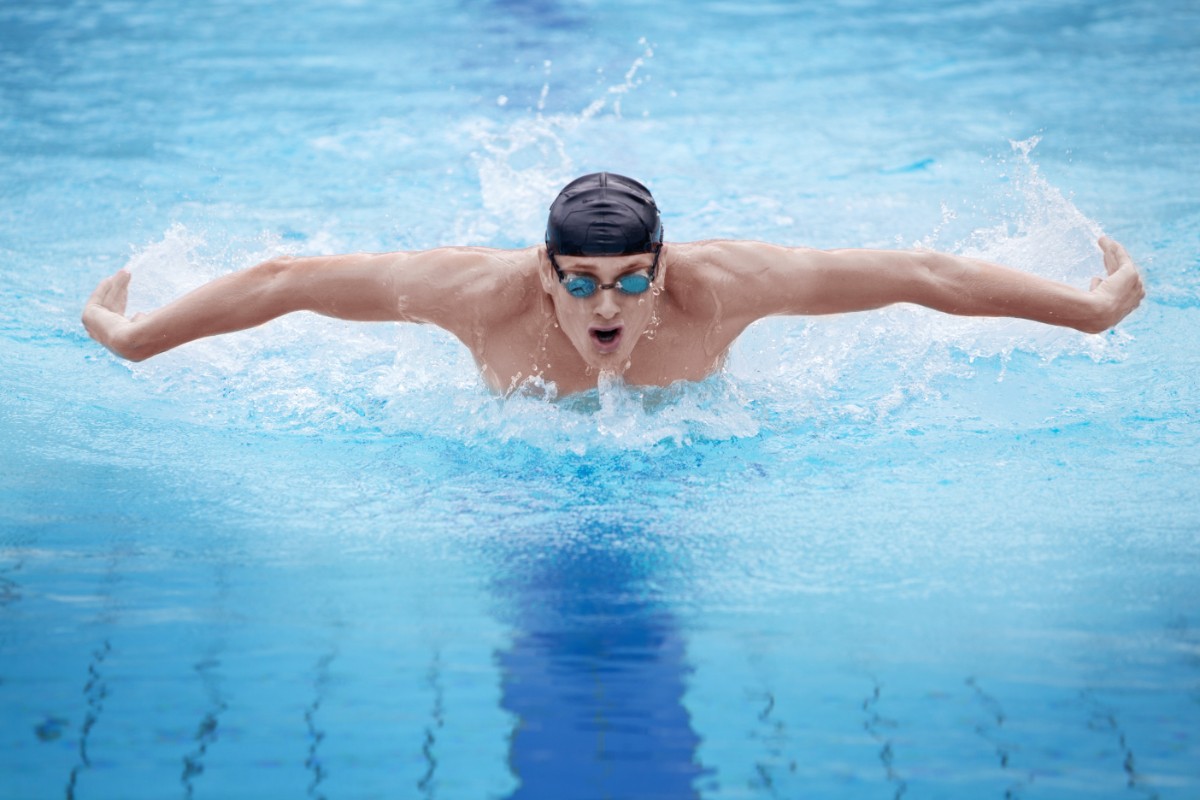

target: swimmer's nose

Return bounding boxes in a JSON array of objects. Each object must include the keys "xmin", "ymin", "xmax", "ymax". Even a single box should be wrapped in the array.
[{"xmin": 594, "ymin": 289, "xmax": 620, "ymax": 319}]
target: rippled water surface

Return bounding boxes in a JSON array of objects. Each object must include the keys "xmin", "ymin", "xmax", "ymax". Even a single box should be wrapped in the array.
[{"xmin": 2, "ymin": 1, "xmax": 1198, "ymax": 797}]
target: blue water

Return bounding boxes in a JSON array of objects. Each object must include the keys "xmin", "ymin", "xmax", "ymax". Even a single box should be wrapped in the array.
[{"xmin": 2, "ymin": 0, "xmax": 1199, "ymax": 797}]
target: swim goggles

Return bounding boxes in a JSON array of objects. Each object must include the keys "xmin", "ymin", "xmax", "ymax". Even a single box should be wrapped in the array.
[{"xmin": 547, "ymin": 246, "xmax": 661, "ymax": 299}]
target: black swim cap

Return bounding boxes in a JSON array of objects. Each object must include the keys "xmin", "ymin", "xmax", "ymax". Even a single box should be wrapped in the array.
[{"xmin": 545, "ymin": 172, "xmax": 663, "ymax": 256}]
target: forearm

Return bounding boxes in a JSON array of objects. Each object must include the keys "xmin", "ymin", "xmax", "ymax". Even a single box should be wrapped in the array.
[
  {"xmin": 912, "ymin": 252, "xmax": 1110, "ymax": 333},
  {"xmin": 90, "ymin": 259, "xmax": 298, "ymax": 361}
]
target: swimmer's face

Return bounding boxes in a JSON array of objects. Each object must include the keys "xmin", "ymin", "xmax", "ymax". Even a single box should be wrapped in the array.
[{"xmin": 541, "ymin": 250, "xmax": 661, "ymax": 371}]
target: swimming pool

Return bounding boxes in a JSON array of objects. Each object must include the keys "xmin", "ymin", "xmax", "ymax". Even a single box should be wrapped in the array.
[{"xmin": 2, "ymin": 0, "xmax": 1198, "ymax": 797}]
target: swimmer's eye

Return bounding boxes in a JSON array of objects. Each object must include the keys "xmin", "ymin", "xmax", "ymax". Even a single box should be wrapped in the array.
[
  {"xmin": 565, "ymin": 276, "xmax": 598, "ymax": 297},
  {"xmin": 615, "ymin": 273, "xmax": 651, "ymax": 294},
  {"xmin": 562, "ymin": 273, "xmax": 652, "ymax": 298}
]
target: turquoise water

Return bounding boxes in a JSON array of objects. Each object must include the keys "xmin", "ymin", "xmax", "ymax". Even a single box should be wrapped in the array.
[{"xmin": 2, "ymin": 0, "xmax": 1199, "ymax": 797}]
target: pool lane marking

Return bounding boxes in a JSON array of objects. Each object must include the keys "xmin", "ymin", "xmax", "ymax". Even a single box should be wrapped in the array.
[
  {"xmin": 305, "ymin": 650, "xmax": 336, "ymax": 800},
  {"xmin": 65, "ymin": 638, "xmax": 112, "ymax": 800},
  {"xmin": 861, "ymin": 679, "xmax": 907, "ymax": 800}
]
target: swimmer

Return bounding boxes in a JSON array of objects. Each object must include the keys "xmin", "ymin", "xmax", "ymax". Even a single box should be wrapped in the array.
[{"xmin": 83, "ymin": 172, "xmax": 1144, "ymax": 396}]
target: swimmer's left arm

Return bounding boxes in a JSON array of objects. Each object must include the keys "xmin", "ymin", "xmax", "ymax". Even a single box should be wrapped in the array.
[
  {"xmin": 82, "ymin": 253, "xmax": 410, "ymax": 361},
  {"xmin": 81, "ymin": 247, "xmax": 516, "ymax": 362},
  {"xmin": 713, "ymin": 236, "xmax": 1144, "ymax": 333}
]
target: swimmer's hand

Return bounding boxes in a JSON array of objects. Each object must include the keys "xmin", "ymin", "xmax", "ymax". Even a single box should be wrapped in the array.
[
  {"xmin": 1086, "ymin": 237, "xmax": 1145, "ymax": 332},
  {"xmin": 82, "ymin": 269, "xmax": 145, "ymax": 360}
]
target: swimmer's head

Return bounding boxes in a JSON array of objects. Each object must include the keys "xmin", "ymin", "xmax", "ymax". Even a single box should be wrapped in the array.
[
  {"xmin": 545, "ymin": 172, "xmax": 663, "ymax": 257},
  {"xmin": 540, "ymin": 174, "xmax": 665, "ymax": 373}
]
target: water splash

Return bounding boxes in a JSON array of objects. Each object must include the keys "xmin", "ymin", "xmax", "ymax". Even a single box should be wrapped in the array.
[
  {"xmin": 454, "ymin": 44, "xmax": 658, "ymax": 246},
  {"xmin": 120, "ymin": 223, "xmax": 431, "ymax": 435},
  {"xmin": 115, "ymin": 103, "xmax": 1126, "ymax": 449},
  {"xmin": 729, "ymin": 136, "xmax": 1130, "ymax": 424},
  {"xmin": 116, "ymin": 221, "xmax": 758, "ymax": 450},
  {"xmin": 466, "ymin": 372, "xmax": 761, "ymax": 454}
]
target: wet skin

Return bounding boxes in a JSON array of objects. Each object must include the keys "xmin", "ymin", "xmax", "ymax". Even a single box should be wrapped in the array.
[
  {"xmin": 438, "ymin": 246, "xmax": 745, "ymax": 396},
  {"xmin": 543, "ymin": 253, "xmax": 658, "ymax": 368},
  {"xmin": 83, "ymin": 237, "xmax": 1144, "ymax": 397}
]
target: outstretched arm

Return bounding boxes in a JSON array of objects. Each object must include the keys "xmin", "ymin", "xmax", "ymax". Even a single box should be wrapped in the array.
[
  {"xmin": 82, "ymin": 248, "xmax": 515, "ymax": 361},
  {"xmin": 707, "ymin": 236, "xmax": 1143, "ymax": 334}
]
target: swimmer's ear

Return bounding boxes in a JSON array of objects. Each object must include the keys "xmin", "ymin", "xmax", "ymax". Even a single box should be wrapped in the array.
[
  {"xmin": 538, "ymin": 248, "xmax": 558, "ymax": 294},
  {"xmin": 654, "ymin": 244, "xmax": 669, "ymax": 285}
]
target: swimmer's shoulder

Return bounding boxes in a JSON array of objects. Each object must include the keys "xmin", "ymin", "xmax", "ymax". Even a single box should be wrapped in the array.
[
  {"xmin": 663, "ymin": 239, "xmax": 823, "ymax": 321},
  {"xmin": 669, "ymin": 239, "xmax": 821, "ymax": 274},
  {"xmin": 662, "ymin": 239, "xmax": 774, "ymax": 305},
  {"xmin": 382, "ymin": 245, "xmax": 541, "ymax": 335},
  {"xmin": 442, "ymin": 245, "xmax": 544, "ymax": 323}
]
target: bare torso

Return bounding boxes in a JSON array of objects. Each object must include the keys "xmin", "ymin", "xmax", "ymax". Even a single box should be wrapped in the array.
[{"xmin": 458, "ymin": 246, "xmax": 751, "ymax": 395}]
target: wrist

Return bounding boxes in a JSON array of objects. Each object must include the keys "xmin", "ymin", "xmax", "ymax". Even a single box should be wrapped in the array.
[
  {"xmin": 1077, "ymin": 291, "xmax": 1113, "ymax": 334},
  {"xmin": 89, "ymin": 309, "xmax": 150, "ymax": 361}
]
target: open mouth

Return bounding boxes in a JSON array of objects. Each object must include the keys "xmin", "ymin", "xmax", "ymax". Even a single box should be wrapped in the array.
[{"xmin": 589, "ymin": 325, "xmax": 623, "ymax": 353}]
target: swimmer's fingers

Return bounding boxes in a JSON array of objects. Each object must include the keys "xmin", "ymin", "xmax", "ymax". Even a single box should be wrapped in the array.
[
  {"xmin": 82, "ymin": 270, "xmax": 138, "ymax": 354},
  {"xmin": 109, "ymin": 269, "xmax": 131, "ymax": 315},
  {"xmin": 1099, "ymin": 236, "xmax": 1132, "ymax": 276},
  {"xmin": 1089, "ymin": 237, "xmax": 1145, "ymax": 329},
  {"xmin": 86, "ymin": 269, "xmax": 131, "ymax": 316}
]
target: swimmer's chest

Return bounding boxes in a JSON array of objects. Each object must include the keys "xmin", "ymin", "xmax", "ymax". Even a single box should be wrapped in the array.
[{"xmin": 624, "ymin": 326, "xmax": 733, "ymax": 385}]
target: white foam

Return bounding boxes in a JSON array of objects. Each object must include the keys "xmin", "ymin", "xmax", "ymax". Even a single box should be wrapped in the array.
[
  {"xmin": 116, "ymin": 87, "xmax": 1127, "ymax": 450},
  {"xmin": 448, "ymin": 373, "xmax": 761, "ymax": 455},
  {"xmin": 453, "ymin": 46, "xmax": 660, "ymax": 247},
  {"xmin": 728, "ymin": 137, "xmax": 1131, "ymax": 424}
]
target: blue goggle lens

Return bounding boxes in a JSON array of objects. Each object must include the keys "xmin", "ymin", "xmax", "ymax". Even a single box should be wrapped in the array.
[
  {"xmin": 564, "ymin": 273, "xmax": 652, "ymax": 298},
  {"xmin": 617, "ymin": 274, "xmax": 652, "ymax": 294},
  {"xmin": 565, "ymin": 277, "xmax": 595, "ymax": 297}
]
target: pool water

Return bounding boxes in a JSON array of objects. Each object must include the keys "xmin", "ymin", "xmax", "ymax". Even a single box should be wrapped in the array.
[{"xmin": 2, "ymin": 0, "xmax": 1199, "ymax": 797}]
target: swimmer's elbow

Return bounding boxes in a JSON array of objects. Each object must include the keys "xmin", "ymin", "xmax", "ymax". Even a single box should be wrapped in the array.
[
  {"xmin": 911, "ymin": 251, "xmax": 952, "ymax": 288},
  {"xmin": 249, "ymin": 256, "xmax": 298, "ymax": 308},
  {"xmin": 906, "ymin": 251, "xmax": 975, "ymax": 311},
  {"xmin": 255, "ymin": 255, "xmax": 295, "ymax": 282}
]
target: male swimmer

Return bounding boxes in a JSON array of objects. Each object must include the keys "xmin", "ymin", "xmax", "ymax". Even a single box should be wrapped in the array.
[{"xmin": 83, "ymin": 172, "xmax": 1144, "ymax": 396}]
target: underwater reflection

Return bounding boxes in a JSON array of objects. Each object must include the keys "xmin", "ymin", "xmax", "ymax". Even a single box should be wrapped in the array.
[{"xmin": 492, "ymin": 518, "xmax": 703, "ymax": 799}]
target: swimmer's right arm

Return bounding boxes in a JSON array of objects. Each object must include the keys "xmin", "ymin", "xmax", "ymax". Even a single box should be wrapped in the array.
[
  {"xmin": 82, "ymin": 248, "xmax": 511, "ymax": 361},
  {"xmin": 696, "ymin": 236, "xmax": 1144, "ymax": 334}
]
